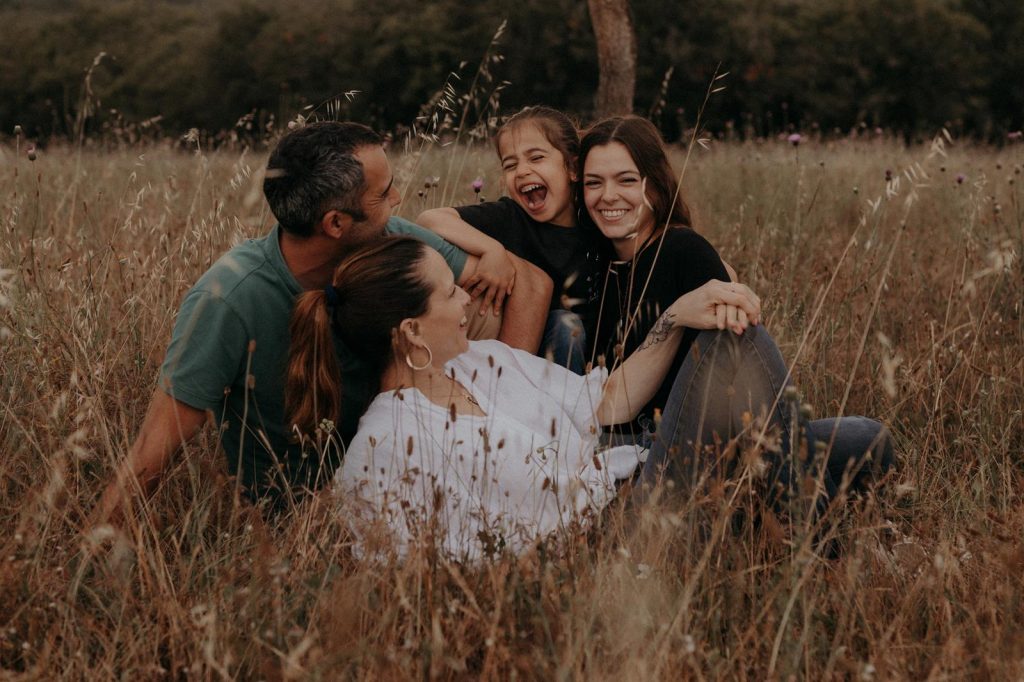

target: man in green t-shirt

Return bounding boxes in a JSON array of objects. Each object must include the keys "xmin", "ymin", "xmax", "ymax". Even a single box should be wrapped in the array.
[{"xmin": 95, "ymin": 122, "xmax": 552, "ymax": 521}]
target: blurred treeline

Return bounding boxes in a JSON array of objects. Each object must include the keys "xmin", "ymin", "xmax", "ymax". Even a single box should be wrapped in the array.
[{"xmin": 2, "ymin": 0, "xmax": 1021, "ymax": 142}]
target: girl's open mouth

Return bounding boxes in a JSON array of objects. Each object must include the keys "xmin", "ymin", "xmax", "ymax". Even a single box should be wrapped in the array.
[{"xmin": 519, "ymin": 183, "xmax": 548, "ymax": 210}]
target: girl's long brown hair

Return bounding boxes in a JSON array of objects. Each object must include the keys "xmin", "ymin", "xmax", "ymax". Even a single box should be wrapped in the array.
[{"xmin": 285, "ymin": 237, "xmax": 432, "ymax": 436}]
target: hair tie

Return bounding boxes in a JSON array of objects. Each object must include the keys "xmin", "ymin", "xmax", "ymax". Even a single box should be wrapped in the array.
[{"xmin": 324, "ymin": 284, "xmax": 340, "ymax": 307}]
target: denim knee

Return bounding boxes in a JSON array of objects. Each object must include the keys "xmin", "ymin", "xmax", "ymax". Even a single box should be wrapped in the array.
[{"xmin": 809, "ymin": 416, "xmax": 895, "ymax": 486}]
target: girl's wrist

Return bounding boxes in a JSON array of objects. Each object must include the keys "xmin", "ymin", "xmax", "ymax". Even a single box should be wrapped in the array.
[{"xmin": 482, "ymin": 241, "xmax": 506, "ymax": 256}]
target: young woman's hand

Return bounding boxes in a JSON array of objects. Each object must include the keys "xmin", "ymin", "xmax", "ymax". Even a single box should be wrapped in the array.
[
  {"xmin": 715, "ymin": 303, "xmax": 751, "ymax": 335},
  {"xmin": 667, "ymin": 280, "xmax": 761, "ymax": 333},
  {"xmin": 464, "ymin": 248, "xmax": 517, "ymax": 315}
]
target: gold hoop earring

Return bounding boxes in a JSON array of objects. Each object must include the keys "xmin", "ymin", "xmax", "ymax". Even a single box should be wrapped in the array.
[{"xmin": 405, "ymin": 344, "xmax": 433, "ymax": 371}]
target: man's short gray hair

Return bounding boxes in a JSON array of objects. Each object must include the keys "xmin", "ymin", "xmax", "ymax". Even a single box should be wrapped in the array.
[{"xmin": 263, "ymin": 122, "xmax": 383, "ymax": 237}]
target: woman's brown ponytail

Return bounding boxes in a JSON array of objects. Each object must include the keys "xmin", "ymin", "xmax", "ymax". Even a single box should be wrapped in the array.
[
  {"xmin": 285, "ymin": 290, "xmax": 342, "ymax": 436},
  {"xmin": 285, "ymin": 236, "xmax": 434, "ymax": 438}
]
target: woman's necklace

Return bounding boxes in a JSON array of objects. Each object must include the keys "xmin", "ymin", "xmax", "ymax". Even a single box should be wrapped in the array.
[
  {"xmin": 420, "ymin": 373, "xmax": 480, "ymax": 408},
  {"xmin": 612, "ymin": 228, "xmax": 663, "ymax": 341},
  {"xmin": 449, "ymin": 382, "xmax": 480, "ymax": 406}
]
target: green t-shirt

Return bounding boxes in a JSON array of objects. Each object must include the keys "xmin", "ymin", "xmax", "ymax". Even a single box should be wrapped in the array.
[
  {"xmin": 388, "ymin": 216, "xmax": 467, "ymax": 275},
  {"xmin": 159, "ymin": 217, "xmax": 467, "ymax": 503}
]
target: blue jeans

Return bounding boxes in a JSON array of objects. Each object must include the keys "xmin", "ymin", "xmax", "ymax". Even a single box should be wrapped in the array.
[
  {"xmin": 637, "ymin": 326, "xmax": 894, "ymax": 510},
  {"xmin": 806, "ymin": 416, "xmax": 894, "ymax": 501},
  {"xmin": 542, "ymin": 309, "xmax": 586, "ymax": 375}
]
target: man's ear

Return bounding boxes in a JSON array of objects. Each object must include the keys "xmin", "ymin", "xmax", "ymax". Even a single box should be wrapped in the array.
[{"xmin": 319, "ymin": 209, "xmax": 352, "ymax": 240}]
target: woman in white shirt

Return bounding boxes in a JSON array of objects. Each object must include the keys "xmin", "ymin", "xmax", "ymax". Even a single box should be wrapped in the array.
[{"xmin": 284, "ymin": 236, "xmax": 764, "ymax": 559}]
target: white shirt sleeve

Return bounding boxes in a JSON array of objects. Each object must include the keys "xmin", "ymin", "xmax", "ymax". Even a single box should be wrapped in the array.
[{"xmin": 463, "ymin": 339, "xmax": 607, "ymax": 437}]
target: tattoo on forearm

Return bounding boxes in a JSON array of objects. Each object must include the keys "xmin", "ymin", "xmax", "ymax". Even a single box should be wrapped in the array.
[{"xmin": 637, "ymin": 312, "xmax": 675, "ymax": 352}]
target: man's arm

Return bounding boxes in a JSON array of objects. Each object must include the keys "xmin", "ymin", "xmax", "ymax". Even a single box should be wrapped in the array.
[
  {"xmin": 458, "ymin": 253, "xmax": 551, "ymax": 353},
  {"xmin": 92, "ymin": 389, "xmax": 208, "ymax": 527},
  {"xmin": 496, "ymin": 253, "xmax": 552, "ymax": 353}
]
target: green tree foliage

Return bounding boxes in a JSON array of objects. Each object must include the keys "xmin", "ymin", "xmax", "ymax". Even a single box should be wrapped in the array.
[
  {"xmin": 632, "ymin": 0, "xmax": 995, "ymax": 139},
  {"xmin": 962, "ymin": 0, "xmax": 1024, "ymax": 133},
  {"xmin": 0, "ymin": 0, "xmax": 212, "ymax": 137},
  {"xmin": 0, "ymin": 0, "xmax": 1020, "ymax": 141},
  {"xmin": 790, "ymin": 0, "xmax": 990, "ymax": 136}
]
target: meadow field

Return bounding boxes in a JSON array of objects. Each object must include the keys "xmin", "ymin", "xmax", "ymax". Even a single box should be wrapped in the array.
[{"xmin": 1, "ymin": 133, "xmax": 1022, "ymax": 679}]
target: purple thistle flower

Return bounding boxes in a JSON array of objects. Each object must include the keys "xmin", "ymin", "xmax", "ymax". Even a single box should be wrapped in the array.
[
  {"xmin": 1008, "ymin": 131, "xmax": 1022, "ymax": 141},
  {"xmin": 787, "ymin": 133, "xmax": 802, "ymax": 146},
  {"xmin": 956, "ymin": 173, "xmax": 965, "ymax": 184},
  {"xmin": 471, "ymin": 177, "xmax": 484, "ymax": 193}
]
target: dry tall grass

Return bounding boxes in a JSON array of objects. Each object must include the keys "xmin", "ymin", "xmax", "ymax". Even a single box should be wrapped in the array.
[{"xmin": 1, "ymin": 135, "xmax": 1022, "ymax": 679}]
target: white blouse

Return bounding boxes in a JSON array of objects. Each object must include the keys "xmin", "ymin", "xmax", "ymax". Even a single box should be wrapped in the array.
[{"xmin": 335, "ymin": 340, "xmax": 643, "ymax": 560}]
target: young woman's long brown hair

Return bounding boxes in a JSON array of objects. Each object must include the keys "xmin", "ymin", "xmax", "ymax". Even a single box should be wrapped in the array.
[
  {"xmin": 579, "ymin": 116, "xmax": 693, "ymax": 230},
  {"xmin": 285, "ymin": 237, "xmax": 432, "ymax": 436}
]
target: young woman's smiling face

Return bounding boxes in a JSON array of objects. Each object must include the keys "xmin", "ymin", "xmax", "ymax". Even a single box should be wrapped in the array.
[
  {"xmin": 497, "ymin": 122, "xmax": 576, "ymax": 227},
  {"xmin": 583, "ymin": 141, "xmax": 655, "ymax": 259}
]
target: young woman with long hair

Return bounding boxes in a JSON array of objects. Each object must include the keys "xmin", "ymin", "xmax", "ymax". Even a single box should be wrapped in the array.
[{"xmin": 579, "ymin": 115, "xmax": 893, "ymax": 505}]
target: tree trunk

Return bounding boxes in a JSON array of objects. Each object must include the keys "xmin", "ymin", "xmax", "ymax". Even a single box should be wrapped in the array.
[{"xmin": 587, "ymin": 0, "xmax": 636, "ymax": 117}]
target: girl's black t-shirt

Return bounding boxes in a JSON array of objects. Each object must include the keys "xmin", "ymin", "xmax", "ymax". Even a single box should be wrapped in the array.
[
  {"xmin": 590, "ymin": 226, "xmax": 729, "ymax": 436},
  {"xmin": 455, "ymin": 198, "xmax": 611, "ymax": 318}
]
